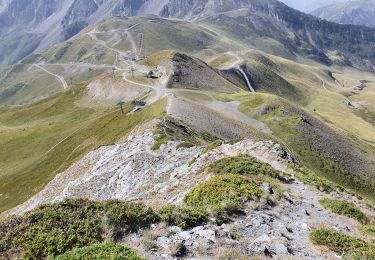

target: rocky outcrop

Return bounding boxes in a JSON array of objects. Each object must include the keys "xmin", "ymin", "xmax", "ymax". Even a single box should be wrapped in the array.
[
  {"xmin": 126, "ymin": 183, "xmax": 373, "ymax": 259},
  {"xmin": 8, "ymin": 124, "xmax": 291, "ymax": 215}
]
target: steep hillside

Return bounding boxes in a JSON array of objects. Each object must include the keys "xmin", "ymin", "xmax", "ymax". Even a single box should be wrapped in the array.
[
  {"xmin": 198, "ymin": 0, "xmax": 375, "ymax": 71},
  {"xmin": 2, "ymin": 0, "xmax": 375, "ymax": 72},
  {"xmin": 0, "ymin": 16, "xmax": 242, "ymax": 105},
  {"xmin": 1, "ymin": 45, "xmax": 375, "ymax": 214},
  {"xmin": 2, "ymin": 115, "xmax": 375, "ymax": 259},
  {"xmin": 167, "ymin": 53, "xmax": 240, "ymax": 92},
  {"xmin": 312, "ymin": 0, "xmax": 375, "ymax": 28}
]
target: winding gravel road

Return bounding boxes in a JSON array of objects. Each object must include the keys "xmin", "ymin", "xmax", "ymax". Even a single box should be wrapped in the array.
[{"xmin": 31, "ymin": 64, "xmax": 68, "ymax": 89}]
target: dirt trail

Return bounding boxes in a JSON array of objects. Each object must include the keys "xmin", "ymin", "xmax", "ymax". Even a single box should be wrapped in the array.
[
  {"xmin": 226, "ymin": 51, "xmax": 255, "ymax": 92},
  {"xmin": 207, "ymin": 100, "xmax": 272, "ymax": 134},
  {"xmin": 238, "ymin": 66, "xmax": 256, "ymax": 92},
  {"xmin": 30, "ymin": 64, "xmax": 68, "ymax": 89},
  {"xmin": 87, "ymin": 23, "xmax": 140, "ymax": 55},
  {"xmin": 88, "ymin": 30, "xmax": 125, "ymax": 55},
  {"xmin": 41, "ymin": 63, "xmax": 115, "ymax": 69}
]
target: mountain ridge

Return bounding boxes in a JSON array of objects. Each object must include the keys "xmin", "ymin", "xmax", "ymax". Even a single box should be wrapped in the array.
[
  {"xmin": 0, "ymin": 0, "xmax": 375, "ymax": 72},
  {"xmin": 312, "ymin": 0, "xmax": 375, "ymax": 28}
]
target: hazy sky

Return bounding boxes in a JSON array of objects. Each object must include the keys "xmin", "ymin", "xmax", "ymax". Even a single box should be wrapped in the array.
[{"xmin": 279, "ymin": 0, "xmax": 349, "ymax": 13}]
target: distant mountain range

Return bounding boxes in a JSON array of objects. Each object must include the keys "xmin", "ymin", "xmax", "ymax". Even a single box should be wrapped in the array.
[
  {"xmin": 312, "ymin": 0, "xmax": 375, "ymax": 28},
  {"xmin": 279, "ymin": 0, "xmax": 347, "ymax": 13},
  {"xmin": 1, "ymin": 0, "xmax": 375, "ymax": 71}
]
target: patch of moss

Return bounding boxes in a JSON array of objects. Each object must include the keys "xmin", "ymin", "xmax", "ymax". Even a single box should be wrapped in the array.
[
  {"xmin": 184, "ymin": 174, "xmax": 262, "ymax": 224},
  {"xmin": 53, "ymin": 242, "xmax": 144, "ymax": 260},
  {"xmin": 0, "ymin": 199, "xmax": 159, "ymax": 259},
  {"xmin": 159, "ymin": 205, "xmax": 208, "ymax": 230},
  {"xmin": 310, "ymin": 228, "xmax": 375, "ymax": 259},
  {"xmin": 319, "ymin": 199, "xmax": 369, "ymax": 224}
]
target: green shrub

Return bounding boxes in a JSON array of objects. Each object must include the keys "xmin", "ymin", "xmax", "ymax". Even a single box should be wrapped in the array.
[
  {"xmin": 360, "ymin": 225, "xmax": 375, "ymax": 236},
  {"xmin": 54, "ymin": 242, "xmax": 144, "ymax": 260},
  {"xmin": 103, "ymin": 200, "xmax": 160, "ymax": 240},
  {"xmin": 0, "ymin": 199, "xmax": 159, "ymax": 259},
  {"xmin": 210, "ymin": 155, "xmax": 286, "ymax": 180},
  {"xmin": 319, "ymin": 199, "xmax": 369, "ymax": 224},
  {"xmin": 159, "ymin": 205, "xmax": 208, "ymax": 230},
  {"xmin": 310, "ymin": 228, "xmax": 375, "ymax": 259},
  {"xmin": 229, "ymin": 233, "xmax": 242, "ymax": 241},
  {"xmin": 184, "ymin": 174, "xmax": 262, "ymax": 224}
]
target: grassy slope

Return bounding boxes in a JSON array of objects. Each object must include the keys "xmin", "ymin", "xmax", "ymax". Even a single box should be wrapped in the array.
[
  {"xmin": 0, "ymin": 16, "xmax": 246, "ymax": 106},
  {"xmin": 210, "ymin": 50, "xmax": 375, "ymax": 147},
  {"xmin": 0, "ymin": 85, "xmax": 166, "ymax": 213},
  {"xmin": 213, "ymin": 84, "xmax": 375, "ymax": 202}
]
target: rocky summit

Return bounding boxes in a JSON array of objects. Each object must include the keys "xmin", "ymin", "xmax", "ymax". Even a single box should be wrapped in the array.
[{"xmin": 0, "ymin": 0, "xmax": 375, "ymax": 259}]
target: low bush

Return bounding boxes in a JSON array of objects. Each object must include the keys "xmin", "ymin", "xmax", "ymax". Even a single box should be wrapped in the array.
[
  {"xmin": 319, "ymin": 198, "xmax": 369, "ymax": 224},
  {"xmin": 184, "ymin": 174, "xmax": 262, "ymax": 224},
  {"xmin": 0, "ymin": 199, "xmax": 158, "ymax": 259},
  {"xmin": 159, "ymin": 205, "xmax": 208, "ymax": 230},
  {"xmin": 310, "ymin": 228, "xmax": 375, "ymax": 259},
  {"xmin": 54, "ymin": 242, "xmax": 144, "ymax": 260},
  {"xmin": 103, "ymin": 200, "xmax": 160, "ymax": 240},
  {"xmin": 210, "ymin": 155, "xmax": 285, "ymax": 180}
]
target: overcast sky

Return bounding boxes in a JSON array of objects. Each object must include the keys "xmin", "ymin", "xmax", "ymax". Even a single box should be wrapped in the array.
[{"xmin": 279, "ymin": 0, "xmax": 349, "ymax": 13}]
